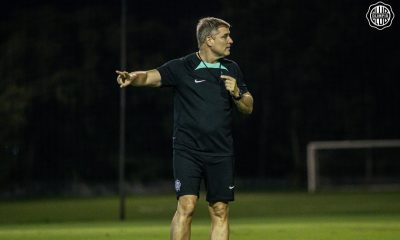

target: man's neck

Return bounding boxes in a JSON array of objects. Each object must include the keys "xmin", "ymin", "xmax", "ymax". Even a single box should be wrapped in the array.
[{"xmin": 197, "ymin": 49, "xmax": 221, "ymax": 63}]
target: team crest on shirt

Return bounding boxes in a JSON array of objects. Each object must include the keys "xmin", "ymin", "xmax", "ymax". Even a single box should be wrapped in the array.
[{"xmin": 175, "ymin": 179, "xmax": 181, "ymax": 192}]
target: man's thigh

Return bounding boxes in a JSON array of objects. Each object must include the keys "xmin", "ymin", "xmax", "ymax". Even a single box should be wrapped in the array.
[
  {"xmin": 173, "ymin": 150, "xmax": 203, "ymax": 199},
  {"xmin": 204, "ymin": 155, "xmax": 235, "ymax": 202}
]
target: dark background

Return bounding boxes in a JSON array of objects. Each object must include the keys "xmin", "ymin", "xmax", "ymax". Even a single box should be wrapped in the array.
[{"xmin": 1, "ymin": 0, "xmax": 399, "ymax": 197}]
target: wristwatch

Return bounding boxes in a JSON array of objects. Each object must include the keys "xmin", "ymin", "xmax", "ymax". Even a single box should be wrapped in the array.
[{"xmin": 232, "ymin": 89, "xmax": 243, "ymax": 101}]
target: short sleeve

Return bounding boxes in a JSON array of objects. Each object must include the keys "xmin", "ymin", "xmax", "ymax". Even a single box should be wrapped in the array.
[
  {"xmin": 233, "ymin": 63, "xmax": 248, "ymax": 94},
  {"xmin": 156, "ymin": 59, "xmax": 181, "ymax": 87}
]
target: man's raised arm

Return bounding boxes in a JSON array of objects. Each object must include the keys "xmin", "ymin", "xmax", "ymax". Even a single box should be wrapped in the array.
[{"xmin": 116, "ymin": 69, "xmax": 162, "ymax": 88}]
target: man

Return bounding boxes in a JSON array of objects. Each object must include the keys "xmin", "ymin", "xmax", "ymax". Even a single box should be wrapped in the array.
[{"xmin": 116, "ymin": 17, "xmax": 253, "ymax": 240}]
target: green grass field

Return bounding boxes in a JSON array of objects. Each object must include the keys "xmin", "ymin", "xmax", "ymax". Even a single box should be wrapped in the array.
[{"xmin": 0, "ymin": 192, "xmax": 399, "ymax": 239}]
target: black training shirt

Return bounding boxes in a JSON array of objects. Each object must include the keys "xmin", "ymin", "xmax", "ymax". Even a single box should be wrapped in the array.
[{"xmin": 157, "ymin": 52, "xmax": 248, "ymax": 156}]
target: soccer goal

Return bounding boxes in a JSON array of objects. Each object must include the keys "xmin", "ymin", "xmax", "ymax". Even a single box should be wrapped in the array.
[{"xmin": 307, "ymin": 139, "xmax": 400, "ymax": 192}]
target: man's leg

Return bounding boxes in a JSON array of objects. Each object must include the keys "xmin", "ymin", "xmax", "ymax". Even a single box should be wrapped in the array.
[
  {"xmin": 208, "ymin": 201, "xmax": 229, "ymax": 240},
  {"xmin": 170, "ymin": 195, "xmax": 198, "ymax": 240}
]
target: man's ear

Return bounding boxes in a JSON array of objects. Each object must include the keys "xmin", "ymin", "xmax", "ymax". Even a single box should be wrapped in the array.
[{"xmin": 206, "ymin": 36, "xmax": 214, "ymax": 47}]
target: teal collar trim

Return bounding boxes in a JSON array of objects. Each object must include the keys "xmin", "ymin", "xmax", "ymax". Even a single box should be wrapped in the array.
[{"xmin": 195, "ymin": 62, "xmax": 228, "ymax": 71}]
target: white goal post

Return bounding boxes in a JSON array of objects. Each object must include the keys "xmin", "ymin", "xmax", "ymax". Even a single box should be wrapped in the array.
[{"xmin": 307, "ymin": 139, "xmax": 400, "ymax": 193}]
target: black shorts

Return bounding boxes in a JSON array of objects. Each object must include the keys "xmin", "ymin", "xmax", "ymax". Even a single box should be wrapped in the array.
[{"xmin": 173, "ymin": 149, "xmax": 235, "ymax": 202}]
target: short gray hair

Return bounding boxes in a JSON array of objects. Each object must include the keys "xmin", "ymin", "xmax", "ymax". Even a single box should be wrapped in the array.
[{"xmin": 196, "ymin": 17, "xmax": 231, "ymax": 48}]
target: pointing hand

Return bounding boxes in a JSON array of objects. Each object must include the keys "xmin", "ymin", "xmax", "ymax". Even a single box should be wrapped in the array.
[{"xmin": 116, "ymin": 70, "xmax": 135, "ymax": 88}]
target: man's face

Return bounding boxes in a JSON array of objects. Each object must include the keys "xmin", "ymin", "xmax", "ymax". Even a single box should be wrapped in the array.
[{"xmin": 209, "ymin": 26, "xmax": 233, "ymax": 57}]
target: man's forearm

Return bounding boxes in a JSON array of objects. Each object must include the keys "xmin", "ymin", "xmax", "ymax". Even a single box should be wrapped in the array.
[
  {"xmin": 234, "ymin": 93, "xmax": 253, "ymax": 114},
  {"xmin": 128, "ymin": 71, "xmax": 148, "ymax": 86},
  {"xmin": 129, "ymin": 70, "xmax": 161, "ymax": 87}
]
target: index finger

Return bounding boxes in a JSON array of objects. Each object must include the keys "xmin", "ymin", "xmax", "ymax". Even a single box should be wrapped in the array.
[
  {"xmin": 116, "ymin": 70, "xmax": 127, "ymax": 75},
  {"xmin": 116, "ymin": 70, "xmax": 130, "ymax": 78}
]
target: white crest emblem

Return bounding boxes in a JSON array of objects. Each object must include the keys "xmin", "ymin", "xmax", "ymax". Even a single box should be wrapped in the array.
[
  {"xmin": 175, "ymin": 179, "xmax": 181, "ymax": 192},
  {"xmin": 366, "ymin": 2, "xmax": 395, "ymax": 30}
]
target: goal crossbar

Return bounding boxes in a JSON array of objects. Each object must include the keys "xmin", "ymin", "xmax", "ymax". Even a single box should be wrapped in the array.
[{"xmin": 307, "ymin": 139, "xmax": 400, "ymax": 192}]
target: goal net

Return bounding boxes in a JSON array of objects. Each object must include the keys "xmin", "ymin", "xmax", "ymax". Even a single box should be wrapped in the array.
[{"xmin": 307, "ymin": 139, "xmax": 400, "ymax": 192}]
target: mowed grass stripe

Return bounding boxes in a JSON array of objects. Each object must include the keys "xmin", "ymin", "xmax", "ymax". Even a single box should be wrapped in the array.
[
  {"xmin": 1, "ymin": 192, "xmax": 400, "ymax": 224},
  {"xmin": 0, "ymin": 217, "xmax": 399, "ymax": 240}
]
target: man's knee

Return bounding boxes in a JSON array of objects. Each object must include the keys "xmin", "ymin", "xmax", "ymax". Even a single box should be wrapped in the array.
[
  {"xmin": 177, "ymin": 195, "xmax": 198, "ymax": 217},
  {"xmin": 209, "ymin": 202, "xmax": 229, "ymax": 220}
]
